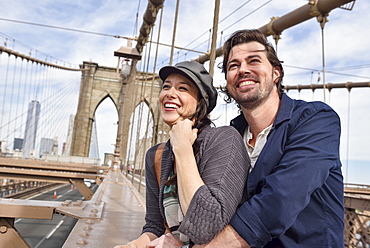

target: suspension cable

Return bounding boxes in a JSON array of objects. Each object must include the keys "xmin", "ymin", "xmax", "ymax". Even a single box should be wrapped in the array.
[
  {"xmin": 133, "ymin": 0, "xmax": 142, "ymax": 37},
  {"xmin": 0, "ymin": 18, "xmax": 130, "ymax": 40},
  {"xmin": 0, "ymin": 46, "xmax": 11, "ymax": 140},
  {"xmin": 6, "ymin": 54, "xmax": 18, "ymax": 139},
  {"xmin": 138, "ymin": 7, "xmax": 165, "ymax": 190}
]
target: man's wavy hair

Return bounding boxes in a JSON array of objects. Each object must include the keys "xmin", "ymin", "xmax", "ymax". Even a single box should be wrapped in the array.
[{"xmin": 221, "ymin": 29, "xmax": 285, "ymax": 103}]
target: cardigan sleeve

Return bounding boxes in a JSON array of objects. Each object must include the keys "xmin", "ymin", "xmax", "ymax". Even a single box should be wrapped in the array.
[
  {"xmin": 178, "ymin": 126, "xmax": 250, "ymax": 244},
  {"xmin": 141, "ymin": 144, "xmax": 166, "ymax": 237}
]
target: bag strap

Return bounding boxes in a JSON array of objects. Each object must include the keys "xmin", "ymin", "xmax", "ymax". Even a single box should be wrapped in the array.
[
  {"xmin": 154, "ymin": 142, "xmax": 166, "ymax": 187},
  {"xmin": 154, "ymin": 142, "xmax": 171, "ymax": 233}
]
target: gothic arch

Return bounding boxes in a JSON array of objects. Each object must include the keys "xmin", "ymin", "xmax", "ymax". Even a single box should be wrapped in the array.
[{"xmin": 70, "ymin": 61, "xmax": 166, "ymax": 161}]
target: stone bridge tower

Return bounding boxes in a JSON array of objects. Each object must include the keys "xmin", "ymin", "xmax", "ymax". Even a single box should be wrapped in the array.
[{"xmin": 70, "ymin": 61, "xmax": 167, "ymax": 167}]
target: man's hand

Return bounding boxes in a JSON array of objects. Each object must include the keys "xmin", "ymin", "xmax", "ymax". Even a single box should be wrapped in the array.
[
  {"xmin": 145, "ymin": 233, "xmax": 183, "ymax": 248},
  {"xmin": 193, "ymin": 225, "xmax": 250, "ymax": 248}
]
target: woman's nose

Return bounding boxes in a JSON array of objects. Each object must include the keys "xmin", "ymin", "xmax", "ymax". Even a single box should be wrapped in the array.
[{"xmin": 166, "ymin": 87, "xmax": 176, "ymax": 98}]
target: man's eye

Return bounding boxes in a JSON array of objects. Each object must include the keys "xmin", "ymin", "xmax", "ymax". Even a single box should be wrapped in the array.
[
  {"xmin": 162, "ymin": 84, "xmax": 170, "ymax": 89},
  {"xmin": 228, "ymin": 64, "xmax": 238, "ymax": 70}
]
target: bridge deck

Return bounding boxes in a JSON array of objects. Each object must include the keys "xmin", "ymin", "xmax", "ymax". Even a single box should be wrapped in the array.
[
  {"xmin": 61, "ymin": 170, "xmax": 146, "ymax": 247},
  {"xmin": 1, "ymin": 169, "xmax": 369, "ymax": 247}
]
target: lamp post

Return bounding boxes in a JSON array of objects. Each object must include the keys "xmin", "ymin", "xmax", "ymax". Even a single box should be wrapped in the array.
[
  {"xmin": 121, "ymin": 59, "xmax": 131, "ymax": 79},
  {"xmin": 112, "ymin": 41, "xmax": 142, "ymax": 171}
]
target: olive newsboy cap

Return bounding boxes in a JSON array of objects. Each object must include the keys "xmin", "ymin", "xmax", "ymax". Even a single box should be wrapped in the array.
[{"xmin": 159, "ymin": 61, "xmax": 217, "ymax": 114}]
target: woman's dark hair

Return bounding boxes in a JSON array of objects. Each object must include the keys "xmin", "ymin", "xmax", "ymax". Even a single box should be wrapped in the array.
[
  {"xmin": 192, "ymin": 98, "xmax": 211, "ymax": 157},
  {"xmin": 180, "ymin": 88, "xmax": 212, "ymax": 134},
  {"xmin": 165, "ymin": 96, "xmax": 210, "ymax": 186},
  {"xmin": 193, "ymin": 98, "xmax": 212, "ymax": 133},
  {"xmin": 221, "ymin": 29, "xmax": 285, "ymax": 103}
]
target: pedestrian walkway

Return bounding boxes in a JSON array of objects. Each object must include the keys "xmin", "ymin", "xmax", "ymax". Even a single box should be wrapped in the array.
[{"xmin": 62, "ymin": 170, "xmax": 146, "ymax": 247}]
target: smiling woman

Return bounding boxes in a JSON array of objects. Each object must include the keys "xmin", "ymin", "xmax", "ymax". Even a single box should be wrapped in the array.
[{"xmin": 114, "ymin": 60, "xmax": 251, "ymax": 248}]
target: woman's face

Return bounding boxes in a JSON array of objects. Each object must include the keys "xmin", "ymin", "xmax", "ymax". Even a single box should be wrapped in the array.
[{"xmin": 159, "ymin": 73, "xmax": 199, "ymax": 127}]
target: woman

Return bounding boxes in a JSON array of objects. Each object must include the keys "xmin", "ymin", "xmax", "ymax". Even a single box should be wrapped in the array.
[{"xmin": 115, "ymin": 61, "xmax": 250, "ymax": 247}]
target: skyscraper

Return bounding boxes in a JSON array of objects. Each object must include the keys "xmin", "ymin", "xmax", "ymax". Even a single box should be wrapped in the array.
[
  {"xmin": 13, "ymin": 138, "xmax": 23, "ymax": 151},
  {"xmin": 22, "ymin": 100, "xmax": 41, "ymax": 158},
  {"xmin": 39, "ymin": 137, "xmax": 54, "ymax": 157},
  {"xmin": 63, "ymin": 114, "xmax": 75, "ymax": 156}
]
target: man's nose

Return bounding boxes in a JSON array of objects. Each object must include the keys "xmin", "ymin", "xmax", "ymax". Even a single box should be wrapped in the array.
[{"xmin": 239, "ymin": 62, "xmax": 250, "ymax": 75}]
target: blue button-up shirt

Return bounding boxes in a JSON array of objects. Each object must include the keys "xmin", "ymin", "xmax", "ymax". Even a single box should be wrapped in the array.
[{"xmin": 230, "ymin": 94, "xmax": 344, "ymax": 248}]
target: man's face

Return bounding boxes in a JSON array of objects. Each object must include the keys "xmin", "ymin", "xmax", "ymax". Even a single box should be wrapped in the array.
[{"xmin": 225, "ymin": 41, "xmax": 280, "ymax": 109}]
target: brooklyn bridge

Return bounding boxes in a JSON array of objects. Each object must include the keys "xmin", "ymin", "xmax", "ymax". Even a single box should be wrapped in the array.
[{"xmin": 0, "ymin": 0, "xmax": 369, "ymax": 247}]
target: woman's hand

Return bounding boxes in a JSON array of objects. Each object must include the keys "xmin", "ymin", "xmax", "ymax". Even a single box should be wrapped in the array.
[
  {"xmin": 169, "ymin": 119, "xmax": 198, "ymax": 152},
  {"xmin": 169, "ymin": 118, "xmax": 204, "ymax": 215},
  {"xmin": 145, "ymin": 233, "xmax": 183, "ymax": 248}
]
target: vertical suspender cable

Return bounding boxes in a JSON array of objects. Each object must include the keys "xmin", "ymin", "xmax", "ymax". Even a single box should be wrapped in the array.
[
  {"xmin": 219, "ymin": 31, "xmax": 223, "ymax": 48},
  {"xmin": 133, "ymin": 0, "xmax": 142, "ymax": 37},
  {"xmin": 27, "ymin": 61, "xmax": 35, "ymax": 105},
  {"xmin": 169, "ymin": 0, "xmax": 180, "ymax": 66},
  {"xmin": 209, "ymin": 0, "xmax": 221, "ymax": 76},
  {"xmin": 45, "ymin": 64, "xmax": 54, "ymax": 140},
  {"xmin": 14, "ymin": 58, "xmax": 25, "ymax": 138},
  {"xmin": 38, "ymin": 64, "xmax": 47, "ymax": 141},
  {"xmin": 126, "ymin": 43, "xmax": 150, "ymax": 184},
  {"xmin": 0, "ymin": 50, "xmax": 2, "ymax": 138},
  {"xmin": 138, "ymin": 7, "xmax": 165, "ymax": 191},
  {"xmin": 345, "ymin": 89, "xmax": 351, "ymax": 183},
  {"xmin": 0, "ymin": 51, "xmax": 11, "ymax": 140},
  {"xmin": 321, "ymin": 26, "xmax": 327, "ymax": 102},
  {"xmin": 125, "ymin": 77, "xmax": 139, "ymax": 177},
  {"xmin": 131, "ymin": 29, "xmax": 155, "ymax": 186},
  {"xmin": 153, "ymin": 8, "xmax": 166, "ymax": 145},
  {"xmin": 6, "ymin": 55, "xmax": 18, "ymax": 144},
  {"xmin": 207, "ymin": 29, "xmax": 211, "ymax": 52},
  {"xmin": 20, "ymin": 58, "xmax": 30, "ymax": 137},
  {"xmin": 42, "ymin": 64, "xmax": 53, "ymax": 144}
]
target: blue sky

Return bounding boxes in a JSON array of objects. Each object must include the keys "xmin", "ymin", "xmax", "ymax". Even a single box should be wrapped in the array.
[{"xmin": 0, "ymin": 0, "xmax": 369, "ymax": 184}]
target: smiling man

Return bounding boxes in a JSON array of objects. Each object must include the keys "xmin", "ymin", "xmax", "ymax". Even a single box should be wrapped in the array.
[{"xmin": 204, "ymin": 29, "xmax": 344, "ymax": 248}]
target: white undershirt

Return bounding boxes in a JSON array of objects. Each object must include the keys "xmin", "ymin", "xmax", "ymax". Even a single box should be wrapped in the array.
[{"xmin": 243, "ymin": 124, "xmax": 272, "ymax": 170}]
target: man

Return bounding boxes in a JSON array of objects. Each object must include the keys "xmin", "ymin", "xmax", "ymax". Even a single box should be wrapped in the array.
[{"xmin": 147, "ymin": 29, "xmax": 344, "ymax": 248}]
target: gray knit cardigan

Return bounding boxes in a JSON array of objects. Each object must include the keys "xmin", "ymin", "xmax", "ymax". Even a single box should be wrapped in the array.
[{"xmin": 142, "ymin": 125, "xmax": 250, "ymax": 244}]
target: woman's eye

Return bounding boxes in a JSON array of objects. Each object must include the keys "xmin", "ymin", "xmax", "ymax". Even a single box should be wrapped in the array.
[{"xmin": 162, "ymin": 84, "xmax": 170, "ymax": 89}]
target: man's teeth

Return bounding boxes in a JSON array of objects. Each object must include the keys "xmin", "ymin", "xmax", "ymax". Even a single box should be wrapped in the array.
[
  {"xmin": 239, "ymin": 81, "xmax": 255, "ymax": 87},
  {"xmin": 164, "ymin": 103, "xmax": 179, "ymax": 109}
]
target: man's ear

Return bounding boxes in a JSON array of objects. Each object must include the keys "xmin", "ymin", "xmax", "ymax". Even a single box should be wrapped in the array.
[{"xmin": 273, "ymin": 66, "xmax": 281, "ymax": 84}]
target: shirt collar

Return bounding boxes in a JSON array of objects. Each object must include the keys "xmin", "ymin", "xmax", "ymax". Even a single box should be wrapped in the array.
[
  {"xmin": 230, "ymin": 93, "xmax": 294, "ymax": 132},
  {"xmin": 273, "ymin": 93, "xmax": 294, "ymax": 127}
]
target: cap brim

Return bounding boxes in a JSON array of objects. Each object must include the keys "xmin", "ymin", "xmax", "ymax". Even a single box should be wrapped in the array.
[{"xmin": 159, "ymin": 66, "xmax": 199, "ymax": 87}]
